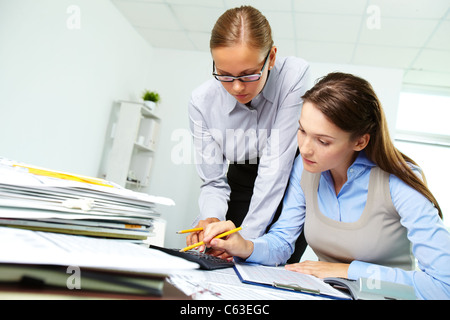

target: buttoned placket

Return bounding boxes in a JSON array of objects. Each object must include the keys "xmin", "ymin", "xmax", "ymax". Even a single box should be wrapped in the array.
[
  {"xmin": 246, "ymin": 95, "xmax": 262, "ymax": 155},
  {"xmin": 248, "ymin": 105, "xmax": 259, "ymax": 158},
  {"xmin": 321, "ymin": 164, "xmax": 366, "ymax": 221}
]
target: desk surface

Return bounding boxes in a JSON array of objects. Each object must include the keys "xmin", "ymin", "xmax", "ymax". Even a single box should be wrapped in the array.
[
  {"xmin": 0, "ymin": 267, "xmax": 336, "ymax": 301},
  {"xmin": 164, "ymin": 267, "xmax": 333, "ymax": 300},
  {"xmin": 0, "ymin": 227, "xmax": 335, "ymax": 301}
]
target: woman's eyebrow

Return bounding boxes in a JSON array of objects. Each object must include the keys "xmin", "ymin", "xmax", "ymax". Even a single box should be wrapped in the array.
[
  {"xmin": 215, "ymin": 66, "xmax": 259, "ymax": 76},
  {"xmin": 298, "ymin": 121, "xmax": 336, "ymax": 139}
]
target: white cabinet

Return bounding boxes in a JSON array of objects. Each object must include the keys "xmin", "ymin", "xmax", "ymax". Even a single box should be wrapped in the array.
[{"xmin": 99, "ymin": 101, "xmax": 160, "ymax": 191}]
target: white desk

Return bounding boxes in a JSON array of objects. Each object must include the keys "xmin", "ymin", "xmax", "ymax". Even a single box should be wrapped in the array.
[{"xmin": 0, "ymin": 226, "xmax": 334, "ymax": 301}]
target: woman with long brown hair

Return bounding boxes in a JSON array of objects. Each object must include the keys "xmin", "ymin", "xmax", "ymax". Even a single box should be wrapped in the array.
[
  {"xmin": 202, "ymin": 72, "xmax": 450, "ymax": 299},
  {"xmin": 187, "ymin": 6, "xmax": 309, "ymax": 262}
]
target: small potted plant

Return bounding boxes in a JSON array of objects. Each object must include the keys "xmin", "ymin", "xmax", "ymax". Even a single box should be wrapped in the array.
[{"xmin": 142, "ymin": 90, "xmax": 160, "ymax": 111}]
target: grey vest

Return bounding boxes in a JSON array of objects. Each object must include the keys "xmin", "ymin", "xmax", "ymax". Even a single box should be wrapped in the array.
[{"xmin": 301, "ymin": 167, "xmax": 414, "ymax": 270}]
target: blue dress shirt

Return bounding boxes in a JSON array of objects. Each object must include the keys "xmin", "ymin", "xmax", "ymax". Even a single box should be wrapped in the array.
[{"xmin": 248, "ymin": 151, "xmax": 450, "ymax": 299}]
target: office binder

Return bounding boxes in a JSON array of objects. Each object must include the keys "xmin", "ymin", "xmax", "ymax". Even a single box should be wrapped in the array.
[{"xmin": 324, "ymin": 277, "xmax": 417, "ymax": 300}]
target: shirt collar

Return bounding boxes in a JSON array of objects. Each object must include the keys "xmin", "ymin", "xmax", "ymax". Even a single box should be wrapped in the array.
[
  {"xmin": 346, "ymin": 151, "xmax": 375, "ymax": 180},
  {"xmin": 321, "ymin": 151, "xmax": 375, "ymax": 187},
  {"xmin": 352, "ymin": 150, "xmax": 375, "ymax": 167}
]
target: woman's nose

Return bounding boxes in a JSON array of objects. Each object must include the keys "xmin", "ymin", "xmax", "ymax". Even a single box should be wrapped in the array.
[
  {"xmin": 299, "ymin": 137, "xmax": 312, "ymax": 156},
  {"xmin": 232, "ymin": 80, "xmax": 245, "ymax": 92}
]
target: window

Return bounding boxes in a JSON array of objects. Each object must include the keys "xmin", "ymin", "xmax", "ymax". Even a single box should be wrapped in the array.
[{"xmin": 394, "ymin": 91, "xmax": 450, "ymax": 226}]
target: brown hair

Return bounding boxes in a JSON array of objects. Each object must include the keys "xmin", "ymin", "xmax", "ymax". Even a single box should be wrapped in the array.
[
  {"xmin": 210, "ymin": 6, "xmax": 273, "ymax": 53},
  {"xmin": 302, "ymin": 72, "xmax": 442, "ymax": 219}
]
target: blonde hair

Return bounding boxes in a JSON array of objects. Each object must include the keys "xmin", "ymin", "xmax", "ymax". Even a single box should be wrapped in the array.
[
  {"xmin": 303, "ymin": 72, "xmax": 442, "ymax": 219},
  {"xmin": 210, "ymin": 6, "xmax": 273, "ymax": 54}
]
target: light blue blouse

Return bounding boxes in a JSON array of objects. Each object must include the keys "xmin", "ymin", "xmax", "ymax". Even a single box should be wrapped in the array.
[{"xmin": 248, "ymin": 151, "xmax": 450, "ymax": 300}]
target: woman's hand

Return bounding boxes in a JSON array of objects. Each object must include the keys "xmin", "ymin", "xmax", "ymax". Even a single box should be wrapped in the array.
[
  {"xmin": 285, "ymin": 261, "xmax": 349, "ymax": 279},
  {"xmin": 203, "ymin": 220, "xmax": 254, "ymax": 260},
  {"xmin": 185, "ymin": 217, "xmax": 220, "ymax": 252}
]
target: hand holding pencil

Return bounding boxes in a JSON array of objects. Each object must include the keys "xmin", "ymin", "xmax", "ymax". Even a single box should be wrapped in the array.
[
  {"xmin": 178, "ymin": 226, "xmax": 242, "ymax": 252},
  {"xmin": 184, "ymin": 217, "xmax": 220, "ymax": 253},
  {"xmin": 180, "ymin": 220, "xmax": 254, "ymax": 260}
]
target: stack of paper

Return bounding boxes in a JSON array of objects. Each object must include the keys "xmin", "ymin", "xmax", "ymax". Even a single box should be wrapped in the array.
[
  {"xmin": 0, "ymin": 226, "xmax": 198, "ymax": 297},
  {"xmin": 0, "ymin": 157, "xmax": 174, "ymax": 241}
]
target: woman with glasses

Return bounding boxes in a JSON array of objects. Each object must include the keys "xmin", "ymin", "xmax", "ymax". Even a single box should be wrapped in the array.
[
  {"xmin": 186, "ymin": 6, "xmax": 309, "ymax": 261},
  {"xmin": 201, "ymin": 72, "xmax": 450, "ymax": 300}
]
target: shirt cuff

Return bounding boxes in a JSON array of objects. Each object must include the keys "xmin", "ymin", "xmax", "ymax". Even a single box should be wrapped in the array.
[
  {"xmin": 191, "ymin": 211, "xmax": 224, "ymax": 227},
  {"xmin": 348, "ymin": 260, "xmax": 392, "ymax": 282},
  {"xmin": 246, "ymin": 238, "xmax": 269, "ymax": 264},
  {"xmin": 347, "ymin": 260, "xmax": 369, "ymax": 280},
  {"xmin": 196, "ymin": 201, "xmax": 226, "ymax": 223}
]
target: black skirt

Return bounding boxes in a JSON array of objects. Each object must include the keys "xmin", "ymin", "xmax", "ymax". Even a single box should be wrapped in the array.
[{"xmin": 225, "ymin": 157, "xmax": 307, "ymax": 263}]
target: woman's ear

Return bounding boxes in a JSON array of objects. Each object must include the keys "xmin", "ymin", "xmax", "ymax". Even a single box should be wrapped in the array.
[
  {"xmin": 268, "ymin": 46, "xmax": 277, "ymax": 70},
  {"xmin": 354, "ymin": 133, "xmax": 370, "ymax": 151}
]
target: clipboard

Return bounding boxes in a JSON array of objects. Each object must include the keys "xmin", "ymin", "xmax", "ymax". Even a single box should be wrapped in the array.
[{"xmin": 233, "ymin": 263, "xmax": 350, "ymax": 300}]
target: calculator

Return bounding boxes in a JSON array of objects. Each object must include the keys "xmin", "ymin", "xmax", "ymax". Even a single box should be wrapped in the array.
[{"xmin": 150, "ymin": 245, "xmax": 235, "ymax": 270}]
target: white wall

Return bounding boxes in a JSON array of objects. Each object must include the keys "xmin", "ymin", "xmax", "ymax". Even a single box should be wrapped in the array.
[
  {"xmin": 0, "ymin": 0, "xmax": 154, "ymax": 175},
  {"xmin": 0, "ymin": 0, "xmax": 404, "ymax": 249},
  {"xmin": 308, "ymin": 63, "xmax": 403, "ymax": 136},
  {"xmin": 145, "ymin": 48, "xmax": 210, "ymax": 248}
]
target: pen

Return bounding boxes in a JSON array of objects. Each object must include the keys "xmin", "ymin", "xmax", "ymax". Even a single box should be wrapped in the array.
[
  {"xmin": 179, "ymin": 227, "xmax": 242, "ymax": 252},
  {"xmin": 176, "ymin": 227, "xmax": 204, "ymax": 234}
]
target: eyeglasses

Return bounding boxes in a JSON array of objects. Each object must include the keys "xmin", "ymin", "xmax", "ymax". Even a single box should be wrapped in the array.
[{"xmin": 212, "ymin": 50, "xmax": 271, "ymax": 82}]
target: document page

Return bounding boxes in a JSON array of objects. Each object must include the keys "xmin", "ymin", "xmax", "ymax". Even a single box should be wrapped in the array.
[
  {"xmin": 0, "ymin": 226, "xmax": 198, "ymax": 274},
  {"xmin": 168, "ymin": 268, "xmax": 327, "ymax": 300}
]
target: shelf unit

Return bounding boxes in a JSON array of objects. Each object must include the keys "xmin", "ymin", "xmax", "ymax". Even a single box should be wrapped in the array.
[{"xmin": 99, "ymin": 100, "xmax": 160, "ymax": 191}]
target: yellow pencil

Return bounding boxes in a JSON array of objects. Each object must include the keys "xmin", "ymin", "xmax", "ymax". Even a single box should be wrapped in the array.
[
  {"xmin": 179, "ymin": 227, "xmax": 242, "ymax": 252},
  {"xmin": 176, "ymin": 227, "xmax": 204, "ymax": 234}
]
